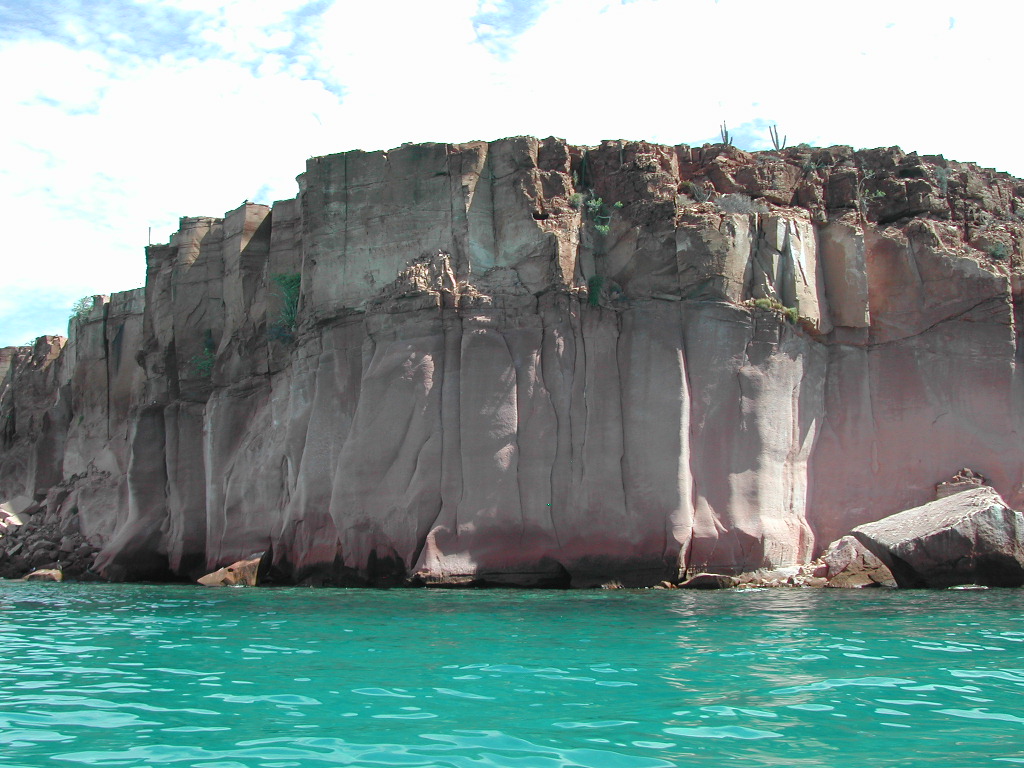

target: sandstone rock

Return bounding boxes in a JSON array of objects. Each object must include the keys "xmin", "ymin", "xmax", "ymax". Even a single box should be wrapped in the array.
[
  {"xmin": 819, "ymin": 535, "xmax": 896, "ymax": 589},
  {"xmin": 23, "ymin": 568, "xmax": 62, "ymax": 582},
  {"xmin": 851, "ymin": 487, "xmax": 1024, "ymax": 588},
  {"xmin": 197, "ymin": 552, "xmax": 267, "ymax": 587}
]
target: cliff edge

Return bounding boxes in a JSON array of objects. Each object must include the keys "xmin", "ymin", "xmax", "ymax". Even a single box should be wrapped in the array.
[{"xmin": 2, "ymin": 137, "xmax": 1022, "ymax": 586}]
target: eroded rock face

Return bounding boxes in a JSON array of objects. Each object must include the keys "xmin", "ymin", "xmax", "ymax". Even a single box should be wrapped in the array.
[
  {"xmin": 1, "ymin": 137, "xmax": 1023, "ymax": 586},
  {"xmin": 851, "ymin": 486, "xmax": 1024, "ymax": 588}
]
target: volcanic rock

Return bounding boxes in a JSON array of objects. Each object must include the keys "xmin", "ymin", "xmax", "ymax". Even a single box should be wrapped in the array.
[
  {"xmin": 1, "ymin": 137, "xmax": 1023, "ymax": 587},
  {"xmin": 819, "ymin": 535, "xmax": 897, "ymax": 588},
  {"xmin": 851, "ymin": 486, "xmax": 1024, "ymax": 588},
  {"xmin": 679, "ymin": 573, "xmax": 738, "ymax": 590},
  {"xmin": 197, "ymin": 552, "xmax": 267, "ymax": 587}
]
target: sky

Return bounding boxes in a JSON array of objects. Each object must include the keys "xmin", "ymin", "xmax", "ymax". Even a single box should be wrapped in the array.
[{"xmin": 1, "ymin": 0, "xmax": 1021, "ymax": 346}]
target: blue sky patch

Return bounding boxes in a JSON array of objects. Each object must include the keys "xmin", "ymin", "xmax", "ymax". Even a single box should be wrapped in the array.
[
  {"xmin": 472, "ymin": 0, "xmax": 549, "ymax": 59},
  {"xmin": 0, "ymin": 0, "xmax": 213, "ymax": 62}
]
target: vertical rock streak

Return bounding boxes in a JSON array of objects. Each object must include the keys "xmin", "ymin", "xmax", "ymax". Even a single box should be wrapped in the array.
[{"xmin": 2, "ymin": 138, "xmax": 1022, "ymax": 585}]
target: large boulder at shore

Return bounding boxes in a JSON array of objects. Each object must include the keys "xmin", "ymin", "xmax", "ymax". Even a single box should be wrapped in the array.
[{"xmin": 851, "ymin": 486, "xmax": 1024, "ymax": 588}]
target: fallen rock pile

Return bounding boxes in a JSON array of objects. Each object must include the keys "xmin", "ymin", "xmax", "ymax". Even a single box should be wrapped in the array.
[{"xmin": 0, "ymin": 503, "xmax": 100, "ymax": 580}]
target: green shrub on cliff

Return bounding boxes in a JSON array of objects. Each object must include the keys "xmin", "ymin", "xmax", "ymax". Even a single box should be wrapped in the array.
[
  {"xmin": 269, "ymin": 272, "xmax": 301, "ymax": 342},
  {"xmin": 751, "ymin": 297, "xmax": 798, "ymax": 324},
  {"xmin": 70, "ymin": 296, "xmax": 92, "ymax": 320},
  {"xmin": 570, "ymin": 189, "xmax": 619, "ymax": 235},
  {"xmin": 585, "ymin": 196, "xmax": 612, "ymax": 235},
  {"xmin": 984, "ymin": 242, "xmax": 1010, "ymax": 260},
  {"xmin": 187, "ymin": 329, "xmax": 216, "ymax": 378},
  {"xmin": 187, "ymin": 348, "xmax": 215, "ymax": 378}
]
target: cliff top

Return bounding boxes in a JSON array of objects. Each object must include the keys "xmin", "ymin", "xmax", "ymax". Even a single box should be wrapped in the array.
[{"xmin": 192, "ymin": 137, "xmax": 1024, "ymax": 274}]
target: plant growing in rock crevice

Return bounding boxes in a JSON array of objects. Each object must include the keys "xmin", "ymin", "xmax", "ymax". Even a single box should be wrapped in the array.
[
  {"xmin": 801, "ymin": 159, "xmax": 828, "ymax": 178},
  {"xmin": 587, "ymin": 275, "xmax": 605, "ymax": 307},
  {"xmin": 268, "ymin": 272, "xmax": 301, "ymax": 342},
  {"xmin": 585, "ymin": 197, "xmax": 613, "ymax": 235},
  {"xmin": 855, "ymin": 169, "xmax": 887, "ymax": 220},
  {"xmin": 187, "ymin": 348, "xmax": 215, "ymax": 378},
  {"xmin": 984, "ymin": 242, "xmax": 1010, "ymax": 260},
  {"xmin": 187, "ymin": 329, "xmax": 217, "ymax": 378},
  {"xmin": 750, "ymin": 297, "xmax": 799, "ymax": 324},
  {"xmin": 680, "ymin": 180, "xmax": 712, "ymax": 204},
  {"xmin": 571, "ymin": 188, "xmax": 622, "ymax": 236}
]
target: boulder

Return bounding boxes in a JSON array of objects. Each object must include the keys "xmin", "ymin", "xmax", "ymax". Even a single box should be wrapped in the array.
[
  {"xmin": 197, "ymin": 552, "xmax": 267, "ymax": 587},
  {"xmin": 23, "ymin": 568, "xmax": 62, "ymax": 582},
  {"xmin": 819, "ymin": 535, "xmax": 896, "ymax": 588},
  {"xmin": 678, "ymin": 573, "xmax": 738, "ymax": 590},
  {"xmin": 851, "ymin": 486, "xmax": 1024, "ymax": 588}
]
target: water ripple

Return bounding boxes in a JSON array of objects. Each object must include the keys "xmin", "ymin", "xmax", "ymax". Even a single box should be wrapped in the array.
[
  {"xmin": 5, "ymin": 583, "xmax": 1024, "ymax": 767},
  {"xmin": 55, "ymin": 731, "xmax": 676, "ymax": 767},
  {"xmin": 770, "ymin": 676, "xmax": 916, "ymax": 694},
  {"xmin": 664, "ymin": 725, "xmax": 782, "ymax": 740}
]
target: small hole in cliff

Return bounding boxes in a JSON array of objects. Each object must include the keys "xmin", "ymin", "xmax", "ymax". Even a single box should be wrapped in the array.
[
  {"xmin": 532, "ymin": 211, "xmax": 550, "ymax": 220},
  {"xmin": 897, "ymin": 167, "xmax": 926, "ymax": 179}
]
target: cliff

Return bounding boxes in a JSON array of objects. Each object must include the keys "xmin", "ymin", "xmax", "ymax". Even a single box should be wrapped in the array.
[{"xmin": 1, "ymin": 137, "xmax": 1022, "ymax": 586}]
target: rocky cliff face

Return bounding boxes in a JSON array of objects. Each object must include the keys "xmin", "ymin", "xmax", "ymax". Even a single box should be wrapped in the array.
[{"xmin": 2, "ymin": 137, "xmax": 1022, "ymax": 586}]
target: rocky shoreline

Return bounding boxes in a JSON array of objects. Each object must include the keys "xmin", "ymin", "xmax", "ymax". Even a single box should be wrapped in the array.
[{"xmin": 8, "ymin": 469, "xmax": 1018, "ymax": 591}]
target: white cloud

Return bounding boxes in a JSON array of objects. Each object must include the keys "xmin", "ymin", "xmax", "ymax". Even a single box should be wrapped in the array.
[
  {"xmin": 2, "ymin": 0, "xmax": 1023, "ymax": 346},
  {"xmin": 0, "ymin": 15, "xmax": 348, "ymax": 344}
]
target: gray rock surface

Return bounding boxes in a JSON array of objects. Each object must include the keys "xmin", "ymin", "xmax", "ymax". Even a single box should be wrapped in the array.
[
  {"xmin": 852, "ymin": 487, "xmax": 1024, "ymax": 588},
  {"xmin": 2, "ymin": 139, "xmax": 1023, "ymax": 586},
  {"xmin": 820, "ymin": 535, "xmax": 897, "ymax": 588}
]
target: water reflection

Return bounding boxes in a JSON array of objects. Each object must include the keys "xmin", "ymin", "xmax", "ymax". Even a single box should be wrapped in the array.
[{"xmin": 3, "ymin": 582, "xmax": 1024, "ymax": 767}]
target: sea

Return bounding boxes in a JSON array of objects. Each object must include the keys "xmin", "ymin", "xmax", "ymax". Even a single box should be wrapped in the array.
[{"xmin": 2, "ymin": 582, "xmax": 1023, "ymax": 768}]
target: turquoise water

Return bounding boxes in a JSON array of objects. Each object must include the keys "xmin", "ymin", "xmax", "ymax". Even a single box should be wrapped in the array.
[{"xmin": 2, "ymin": 585, "xmax": 1024, "ymax": 767}]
